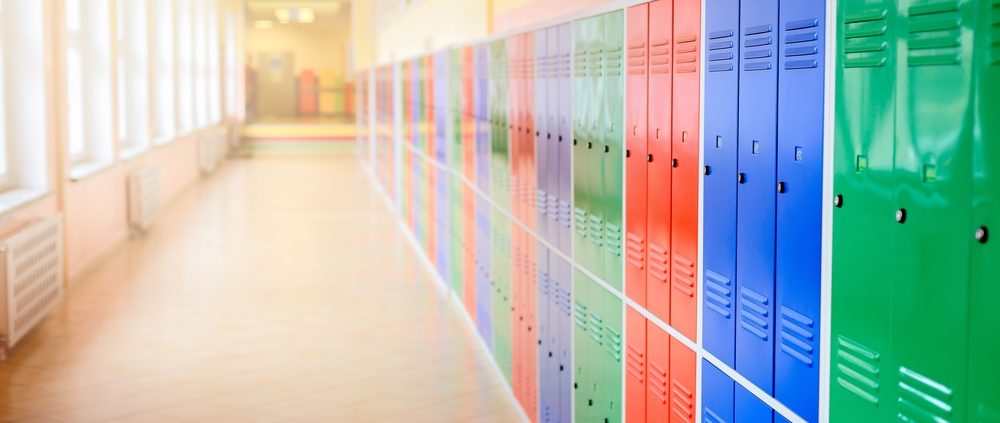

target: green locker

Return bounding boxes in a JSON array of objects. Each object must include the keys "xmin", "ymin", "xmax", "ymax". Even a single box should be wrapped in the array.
[
  {"xmin": 490, "ymin": 39, "xmax": 512, "ymax": 384},
  {"xmin": 493, "ymin": 210, "xmax": 513, "ymax": 383},
  {"xmin": 832, "ymin": 1, "xmax": 980, "ymax": 420},
  {"xmin": 968, "ymin": 1, "xmax": 999, "ymax": 418},
  {"xmin": 573, "ymin": 270, "xmax": 595, "ymax": 423},
  {"xmin": 595, "ymin": 285, "xmax": 622, "ymax": 423},
  {"xmin": 450, "ymin": 50, "xmax": 464, "ymax": 298},
  {"xmin": 573, "ymin": 18, "xmax": 597, "ymax": 276},
  {"xmin": 601, "ymin": 11, "xmax": 624, "ymax": 291}
]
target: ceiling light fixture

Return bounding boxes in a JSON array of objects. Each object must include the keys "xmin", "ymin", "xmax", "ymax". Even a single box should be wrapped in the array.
[{"xmin": 254, "ymin": 20, "xmax": 274, "ymax": 29}]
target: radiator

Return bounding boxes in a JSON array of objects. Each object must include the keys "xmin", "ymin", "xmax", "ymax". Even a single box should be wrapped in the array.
[
  {"xmin": 0, "ymin": 215, "xmax": 64, "ymax": 356},
  {"xmin": 128, "ymin": 165, "xmax": 162, "ymax": 232},
  {"xmin": 198, "ymin": 127, "xmax": 230, "ymax": 174}
]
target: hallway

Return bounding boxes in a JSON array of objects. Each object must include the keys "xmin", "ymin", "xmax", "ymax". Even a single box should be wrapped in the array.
[{"xmin": 0, "ymin": 153, "xmax": 523, "ymax": 422}]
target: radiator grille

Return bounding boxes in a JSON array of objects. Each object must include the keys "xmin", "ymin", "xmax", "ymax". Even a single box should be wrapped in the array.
[
  {"xmin": 2, "ymin": 216, "xmax": 64, "ymax": 350},
  {"xmin": 128, "ymin": 166, "xmax": 162, "ymax": 232}
]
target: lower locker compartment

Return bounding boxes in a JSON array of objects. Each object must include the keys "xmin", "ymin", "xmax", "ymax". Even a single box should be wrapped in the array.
[
  {"xmin": 735, "ymin": 382, "xmax": 773, "ymax": 422},
  {"xmin": 625, "ymin": 307, "xmax": 646, "ymax": 423},
  {"xmin": 703, "ymin": 360, "xmax": 734, "ymax": 423}
]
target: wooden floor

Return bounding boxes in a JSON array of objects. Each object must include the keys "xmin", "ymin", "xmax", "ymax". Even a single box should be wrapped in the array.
[{"xmin": 0, "ymin": 154, "xmax": 524, "ymax": 422}]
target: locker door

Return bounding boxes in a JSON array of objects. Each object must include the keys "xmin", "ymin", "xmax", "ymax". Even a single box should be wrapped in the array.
[
  {"xmin": 573, "ymin": 271, "xmax": 594, "ymax": 423},
  {"xmin": 625, "ymin": 306, "xmax": 646, "ymax": 423},
  {"xmin": 537, "ymin": 29, "xmax": 551, "ymax": 245},
  {"xmin": 572, "ymin": 18, "xmax": 594, "ymax": 274},
  {"xmin": 588, "ymin": 15, "xmax": 605, "ymax": 279},
  {"xmin": 773, "ymin": 0, "xmax": 825, "ymax": 419},
  {"xmin": 668, "ymin": 337, "xmax": 695, "ymax": 423},
  {"xmin": 449, "ymin": 50, "xmax": 464, "ymax": 298},
  {"xmin": 602, "ymin": 11, "xmax": 625, "ymax": 291},
  {"xmin": 436, "ymin": 52, "xmax": 451, "ymax": 284},
  {"xmin": 551, "ymin": 254, "xmax": 572, "ymax": 423},
  {"xmin": 598, "ymin": 287, "xmax": 623, "ymax": 423},
  {"xmin": 546, "ymin": 27, "xmax": 560, "ymax": 250},
  {"xmin": 646, "ymin": 0, "xmax": 675, "ymax": 323},
  {"xmin": 735, "ymin": 384, "xmax": 773, "ymax": 422},
  {"xmin": 539, "ymin": 248, "xmax": 554, "ymax": 423},
  {"xmin": 829, "ymin": 0, "xmax": 898, "ymax": 419},
  {"xmin": 464, "ymin": 47, "xmax": 477, "ymax": 318},
  {"xmin": 969, "ymin": 3, "xmax": 1000, "ymax": 418},
  {"xmin": 703, "ymin": 360, "xmax": 734, "ymax": 423},
  {"xmin": 556, "ymin": 23, "xmax": 574, "ymax": 257},
  {"xmin": 735, "ymin": 0, "xmax": 779, "ymax": 394},
  {"xmin": 670, "ymin": 0, "xmax": 701, "ymax": 341},
  {"xmin": 891, "ymin": 1, "xmax": 975, "ymax": 420},
  {"xmin": 625, "ymin": 3, "xmax": 650, "ymax": 307},
  {"xmin": 494, "ymin": 212, "xmax": 513, "ymax": 384},
  {"xmin": 426, "ymin": 56, "xmax": 437, "ymax": 262},
  {"xmin": 646, "ymin": 319, "xmax": 671, "ymax": 422},
  {"xmin": 702, "ymin": 0, "xmax": 740, "ymax": 368}
]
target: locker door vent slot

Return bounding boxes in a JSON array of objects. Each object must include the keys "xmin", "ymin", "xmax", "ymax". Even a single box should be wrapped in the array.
[
  {"xmin": 738, "ymin": 287, "xmax": 770, "ymax": 340},
  {"xmin": 650, "ymin": 38, "xmax": 672, "ymax": 75},
  {"xmin": 906, "ymin": 1, "xmax": 962, "ymax": 66},
  {"xmin": 648, "ymin": 359, "xmax": 669, "ymax": 404},
  {"xmin": 626, "ymin": 232, "xmax": 646, "ymax": 270},
  {"xmin": 897, "ymin": 366, "xmax": 954, "ymax": 421},
  {"xmin": 671, "ymin": 254, "xmax": 696, "ymax": 297},
  {"xmin": 628, "ymin": 41, "xmax": 647, "ymax": 75},
  {"xmin": 605, "ymin": 223, "xmax": 623, "ymax": 256},
  {"xmin": 843, "ymin": 9, "xmax": 890, "ymax": 68},
  {"xmin": 605, "ymin": 45, "xmax": 623, "ymax": 77},
  {"xmin": 835, "ymin": 335, "xmax": 881, "ymax": 405},
  {"xmin": 991, "ymin": 1, "xmax": 1000, "ymax": 64},
  {"xmin": 783, "ymin": 18, "xmax": 821, "ymax": 70},
  {"xmin": 647, "ymin": 242, "xmax": 670, "ymax": 282},
  {"xmin": 588, "ymin": 312, "xmax": 604, "ymax": 345},
  {"xmin": 675, "ymin": 35, "xmax": 700, "ymax": 73},
  {"xmin": 709, "ymin": 30, "xmax": 736, "ymax": 72},
  {"xmin": 574, "ymin": 208, "xmax": 589, "ymax": 239},
  {"xmin": 588, "ymin": 214, "xmax": 605, "ymax": 247},
  {"xmin": 574, "ymin": 302, "xmax": 589, "ymax": 329},
  {"xmin": 671, "ymin": 379, "xmax": 695, "ymax": 422},
  {"xmin": 704, "ymin": 408, "xmax": 726, "ymax": 423},
  {"xmin": 705, "ymin": 270, "xmax": 733, "ymax": 318},
  {"xmin": 605, "ymin": 326, "xmax": 622, "ymax": 360},
  {"xmin": 778, "ymin": 306, "xmax": 816, "ymax": 366},
  {"xmin": 625, "ymin": 344, "xmax": 645, "ymax": 383},
  {"xmin": 743, "ymin": 24, "xmax": 774, "ymax": 71}
]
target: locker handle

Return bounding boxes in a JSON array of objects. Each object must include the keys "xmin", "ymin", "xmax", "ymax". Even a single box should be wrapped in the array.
[
  {"xmin": 672, "ymin": 159, "xmax": 679, "ymax": 168},
  {"xmin": 559, "ymin": 136, "xmax": 563, "ymax": 142},
  {"xmin": 896, "ymin": 208, "xmax": 907, "ymax": 224},
  {"xmin": 648, "ymin": 154, "xmax": 654, "ymax": 163},
  {"xmin": 573, "ymin": 138, "xmax": 578, "ymax": 145},
  {"xmin": 976, "ymin": 226, "xmax": 989, "ymax": 244},
  {"xmin": 704, "ymin": 165, "xmax": 711, "ymax": 175},
  {"xmin": 588, "ymin": 142, "xmax": 593, "ymax": 149},
  {"xmin": 604, "ymin": 145, "xmax": 610, "ymax": 153},
  {"xmin": 626, "ymin": 149, "xmax": 631, "ymax": 158},
  {"xmin": 547, "ymin": 133, "xmax": 551, "ymax": 140},
  {"xmin": 834, "ymin": 194, "xmax": 843, "ymax": 208},
  {"xmin": 737, "ymin": 173, "xmax": 746, "ymax": 184},
  {"xmin": 777, "ymin": 181, "xmax": 786, "ymax": 193}
]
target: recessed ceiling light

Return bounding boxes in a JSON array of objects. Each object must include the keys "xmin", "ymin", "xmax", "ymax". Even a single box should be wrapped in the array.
[{"xmin": 254, "ymin": 20, "xmax": 274, "ymax": 29}]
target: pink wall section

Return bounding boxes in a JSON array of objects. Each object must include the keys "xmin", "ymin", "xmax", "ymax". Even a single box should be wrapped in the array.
[
  {"xmin": 492, "ymin": 0, "xmax": 614, "ymax": 33},
  {"xmin": 63, "ymin": 133, "xmax": 205, "ymax": 280}
]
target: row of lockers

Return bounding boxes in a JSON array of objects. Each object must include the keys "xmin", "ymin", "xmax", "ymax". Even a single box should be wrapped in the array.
[{"xmin": 355, "ymin": 0, "xmax": 999, "ymax": 421}]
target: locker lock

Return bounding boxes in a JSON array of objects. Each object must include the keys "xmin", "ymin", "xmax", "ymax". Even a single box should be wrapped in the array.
[
  {"xmin": 547, "ymin": 133, "xmax": 551, "ymax": 140},
  {"xmin": 559, "ymin": 135, "xmax": 563, "ymax": 142},
  {"xmin": 834, "ymin": 194, "xmax": 843, "ymax": 208},
  {"xmin": 604, "ymin": 145, "xmax": 610, "ymax": 153},
  {"xmin": 647, "ymin": 154, "xmax": 654, "ymax": 163},
  {"xmin": 672, "ymin": 158, "xmax": 679, "ymax": 168},
  {"xmin": 976, "ymin": 226, "xmax": 989, "ymax": 244},
  {"xmin": 626, "ymin": 149, "xmax": 631, "ymax": 158},
  {"xmin": 588, "ymin": 142, "xmax": 593, "ymax": 149},
  {"xmin": 777, "ymin": 181, "xmax": 786, "ymax": 193},
  {"xmin": 896, "ymin": 208, "xmax": 907, "ymax": 224},
  {"xmin": 704, "ymin": 165, "xmax": 712, "ymax": 176},
  {"xmin": 573, "ymin": 138, "xmax": 577, "ymax": 145},
  {"xmin": 737, "ymin": 173, "xmax": 746, "ymax": 184},
  {"xmin": 536, "ymin": 131, "xmax": 540, "ymax": 137}
]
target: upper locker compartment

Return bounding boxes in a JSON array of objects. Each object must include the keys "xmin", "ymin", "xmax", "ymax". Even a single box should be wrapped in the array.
[
  {"xmin": 645, "ymin": 0, "xmax": 674, "ymax": 326},
  {"xmin": 602, "ymin": 10, "xmax": 625, "ymax": 292},
  {"xmin": 969, "ymin": 0, "xmax": 1000, "ymax": 418},
  {"xmin": 702, "ymin": 0, "xmax": 740, "ymax": 369},
  {"xmin": 572, "ymin": 16, "xmax": 597, "ymax": 276},
  {"xmin": 670, "ymin": 0, "xmax": 701, "ymax": 343},
  {"xmin": 774, "ymin": 0, "xmax": 825, "ymax": 421},
  {"xmin": 735, "ymin": 0, "xmax": 780, "ymax": 395},
  {"xmin": 625, "ymin": 2, "xmax": 650, "ymax": 308}
]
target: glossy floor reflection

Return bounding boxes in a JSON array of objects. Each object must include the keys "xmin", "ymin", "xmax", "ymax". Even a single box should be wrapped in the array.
[{"xmin": 0, "ymin": 153, "xmax": 524, "ymax": 422}]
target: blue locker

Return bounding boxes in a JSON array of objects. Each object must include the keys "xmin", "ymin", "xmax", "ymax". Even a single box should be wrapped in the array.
[
  {"xmin": 474, "ymin": 45, "xmax": 493, "ymax": 349},
  {"xmin": 434, "ymin": 51, "xmax": 451, "ymax": 283},
  {"xmin": 537, "ymin": 28, "xmax": 552, "ymax": 245},
  {"xmin": 735, "ymin": 0, "xmax": 778, "ymax": 394},
  {"xmin": 555, "ymin": 23, "xmax": 573, "ymax": 423},
  {"xmin": 735, "ymin": 384, "xmax": 773, "ymax": 422},
  {"xmin": 703, "ymin": 360, "xmax": 735, "ymax": 423},
  {"xmin": 702, "ymin": 0, "xmax": 741, "ymax": 369},
  {"xmin": 411, "ymin": 59, "xmax": 424, "ymax": 242},
  {"xmin": 773, "ymin": 1, "xmax": 824, "ymax": 420}
]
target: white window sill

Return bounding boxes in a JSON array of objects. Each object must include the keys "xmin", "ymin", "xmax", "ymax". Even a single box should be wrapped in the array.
[
  {"xmin": 0, "ymin": 187, "xmax": 52, "ymax": 216},
  {"xmin": 68, "ymin": 159, "xmax": 115, "ymax": 182},
  {"xmin": 119, "ymin": 144, "xmax": 151, "ymax": 161},
  {"xmin": 152, "ymin": 134, "xmax": 176, "ymax": 146}
]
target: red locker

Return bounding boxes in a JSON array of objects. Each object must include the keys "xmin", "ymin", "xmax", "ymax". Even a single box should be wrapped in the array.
[
  {"xmin": 298, "ymin": 70, "xmax": 317, "ymax": 115},
  {"xmin": 625, "ymin": 4, "xmax": 650, "ymax": 307},
  {"xmin": 425, "ymin": 56, "xmax": 436, "ymax": 257},
  {"xmin": 669, "ymin": 337, "xmax": 696, "ymax": 423},
  {"xmin": 403, "ymin": 62, "xmax": 414, "ymax": 230},
  {"xmin": 646, "ymin": 0, "xmax": 674, "ymax": 324},
  {"xmin": 669, "ymin": 0, "xmax": 700, "ymax": 341},
  {"xmin": 625, "ymin": 307, "xmax": 647, "ymax": 423},
  {"xmin": 462, "ymin": 47, "xmax": 477, "ymax": 319},
  {"xmin": 646, "ymin": 319, "xmax": 671, "ymax": 422}
]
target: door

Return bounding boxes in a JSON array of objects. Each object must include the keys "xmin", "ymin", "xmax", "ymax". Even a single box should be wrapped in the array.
[
  {"xmin": 646, "ymin": 0, "xmax": 674, "ymax": 324},
  {"xmin": 625, "ymin": 306, "xmax": 646, "ymax": 423},
  {"xmin": 625, "ymin": 4, "xmax": 650, "ymax": 306},
  {"xmin": 602, "ymin": 11, "xmax": 625, "ymax": 290}
]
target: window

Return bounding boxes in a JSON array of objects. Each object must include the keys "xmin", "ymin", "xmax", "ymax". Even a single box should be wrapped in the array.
[
  {"xmin": 0, "ymin": 2, "xmax": 7, "ymax": 188},
  {"xmin": 207, "ymin": 1, "xmax": 222, "ymax": 124},
  {"xmin": 152, "ymin": 0, "xmax": 175, "ymax": 142},
  {"xmin": 193, "ymin": 0, "xmax": 207, "ymax": 127},
  {"xmin": 65, "ymin": 0, "xmax": 113, "ymax": 169},
  {"xmin": 175, "ymin": 0, "xmax": 194, "ymax": 134},
  {"xmin": 224, "ymin": 11, "xmax": 239, "ymax": 120},
  {"xmin": 117, "ymin": 0, "xmax": 150, "ymax": 156}
]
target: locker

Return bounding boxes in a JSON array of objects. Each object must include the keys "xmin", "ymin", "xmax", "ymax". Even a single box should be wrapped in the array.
[
  {"xmin": 645, "ymin": 0, "xmax": 674, "ymax": 326},
  {"xmin": 493, "ymin": 211, "xmax": 513, "ymax": 384},
  {"xmin": 449, "ymin": 49, "xmax": 464, "ymax": 299},
  {"xmin": 572, "ymin": 17, "xmax": 597, "ymax": 276},
  {"xmin": 474, "ymin": 43, "xmax": 494, "ymax": 355},
  {"xmin": 624, "ymin": 3, "xmax": 649, "ymax": 307},
  {"xmin": 572, "ymin": 270, "xmax": 595, "ymax": 423},
  {"xmin": 702, "ymin": 360, "xmax": 734, "ymax": 423},
  {"xmin": 426, "ymin": 55, "xmax": 437, "ymax": 264},
  {"xmin": 969, "ymin": 2, "xmax": 999, "ymax": 417},
  {"xmin": 735, "ymin": 0, "xmax": 779, "ymax": 394},
  {"xmin": 401, "ymin": 62, "xmax": 412, "ymax": 225},
  {"xmin": 773, "ymin": 1, "xmax": 825, "ymax": 420},
  {"xmin": 553, "ymin": 255, "xmax": 573, "ymax": 423},
  {"xmin": 434, "ymin": 51, "xmax": 451, "ymax": 285},
  {"xmin": 463, "ymin": 47, "xmax": 477, "ymax": 318},
  {"xmin": 544, "ymin": 26, "xmax": 559, "ymax": 251},
  {"xmin": 556, "ymin": 23, "xmax": 573, "ymax": 258},
  {"xmin": 669, "ymin": 0, "xmax": 700, "ymax": 341},
  {"xmin": 539, "ymin": 248, "xmax": 554, "ymax": 423},
  {"xmin": 702, "ymin": 0, "xmax": 740, "ymax": 367},
  {"xmin": 537, "ymin": 28, "xmax": 552, "ymax": 246},
  {"xmin": 735, "ymin": 383, "xmax": 772, "ymax": 422},
  {"xmin": 601, "ymin": 11, "xmax": 625, "ymax": 291},
  {"xmin": 669, "ymin": 337, "xmax": 696, "ymax": 422},
  {"xmin": 624, "ymin": 306, "xmax": 645, "ymax": 423},
  {"xmin": 645, "ymin": 318, "xmax": 670, "ymax": 423},
  {"xmin": 595, "ymin": 284, "xmax": 623, "ymax": 423}
]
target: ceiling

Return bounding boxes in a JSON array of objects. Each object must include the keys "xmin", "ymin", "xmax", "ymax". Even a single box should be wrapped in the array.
[{"xmin": 246, "ymin": 0, "xmax": 350, "ymax": 25}]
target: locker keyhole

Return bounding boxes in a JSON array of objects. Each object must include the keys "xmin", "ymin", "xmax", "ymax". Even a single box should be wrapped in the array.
[
  {"xmin": 604, "ymin": 145, "xmax": 610, "ymax": 153},
  {"xmin": 547, "ymin": 133, "xmax": 551, "ymax": 140},
  {"xmin": 626, "ymin": 149, "xmax": 631, "ymax": 158},
  {"xmin": 834, "ymin": 194, "xmax": 843, "ymax": 208},
  {"xmin": 573, "ymin": 138, "xmax": 578, "ymax": 145},
  {"xmin": 976, "ymin": 226, "xmax": 989, "ymax": 244},
  {"xmin": 704, "ymin": 165, "xmax": 711, "ymax": 175},
  {"xmin": 559, "ymin": 136, "xmax": 563, "ymax": 142},
  {"xmin": 588, "ymin": 142, "xmax": 593, "ymax": 149},
  {"xmin": 737, "ymin": 173, "xmax": 746, "ymax": 184},
  {"xmin": 777, "ymin": 182, "xmax": 786, "ymax": 193},
  {"xmin": 672, "ymin": 159, "xmax": 679, "ymax": 168},
  {"xmin": 896, "ymin": 208, "xmax": 907, "ymax": 224},
  {"xmin": 647, "ymin": 154, "xmax": 654, "ymax": 163}
]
